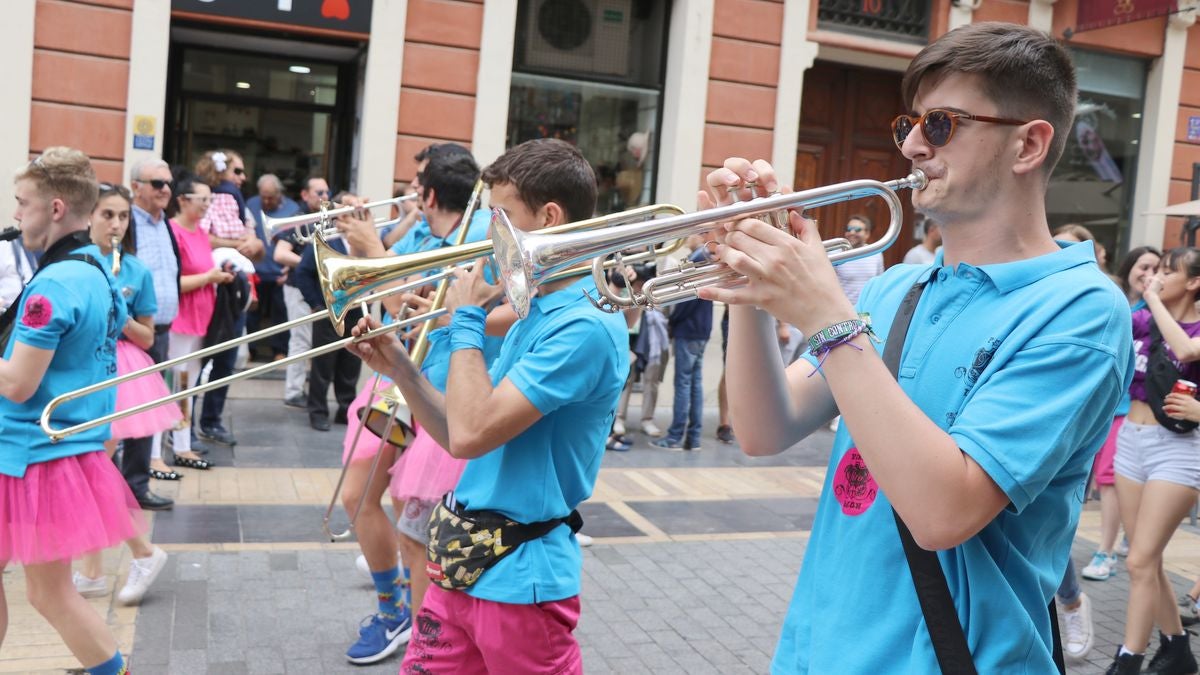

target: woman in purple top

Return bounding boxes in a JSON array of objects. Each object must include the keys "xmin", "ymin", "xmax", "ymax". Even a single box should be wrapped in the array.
[{"xmin": 1111, "ymin": 247, "xmax": 1200, "ymax": 671}]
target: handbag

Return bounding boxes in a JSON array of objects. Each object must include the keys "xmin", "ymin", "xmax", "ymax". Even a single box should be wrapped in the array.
[
  {"xmin": 425, "ymin": 491, "xmax": 583, "ymax": 591},
  {"xmin": 1145, "ymin": 319, "xmax": 1199, "ymax": 434},
  {"xmin": 882, "ymin": 280, "xmax": 1064, "ymax": 675}
]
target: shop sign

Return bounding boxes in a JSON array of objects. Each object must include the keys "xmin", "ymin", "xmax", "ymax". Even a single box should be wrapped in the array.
[
  {"xmin": 1067, "ymin": 0, "xmax": 1177, "ymax": 36},
  {"xmin": 1189, "ymin": 116, "xmax": 1200, "ymax": 143},
  {"xmin": 172, "ymin": 0, "xmax": 373, "ymax": 37},
  {"xmin": 132, "ymin": 116, "xmax": 156, "ymax": 151}
]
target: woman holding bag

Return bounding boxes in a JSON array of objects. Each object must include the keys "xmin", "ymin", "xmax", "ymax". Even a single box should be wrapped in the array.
[{"xmin": 1109, "ymin": 247, "xmax": 1200, "ymax": 673}]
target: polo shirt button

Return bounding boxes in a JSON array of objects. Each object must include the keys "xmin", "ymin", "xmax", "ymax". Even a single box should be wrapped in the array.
[
  {"xmin": 938, "ymin": 270, "xmax": 948, "ymax": 281},
  {"xmin": 931, "ymin": 314, "xmax": 940, "ymax": 324}
]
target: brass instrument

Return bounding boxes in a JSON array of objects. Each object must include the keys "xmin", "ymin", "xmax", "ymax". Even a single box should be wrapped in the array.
[
  {"xmin": 263, "ymin": 194, "xmax": 417, "ymax": 244},
  {"xmin": 40, "ymin": 202, "xmax": 686, "ymax": 445},
  {"xmin": 490, "ymin": 171, "xmax": 928, "ymax": 318},
  {"xmin": 111, "ymin": 236, "xmax": 121, "ymax": 275}
]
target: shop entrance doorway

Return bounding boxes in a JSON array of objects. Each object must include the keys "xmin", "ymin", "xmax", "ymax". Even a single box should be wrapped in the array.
[
  {"xmin": 164, "ymin": 27, "xmax": 360, "ymax": 199},
  {"xmin": 795, "ymin": 61, "xmax": 917, "ymax": 267}
]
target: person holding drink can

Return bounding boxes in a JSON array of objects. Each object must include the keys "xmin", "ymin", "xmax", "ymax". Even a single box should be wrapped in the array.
[{"xmin": 1110, "ymin": 246, "xmax": 1200, "ymax": 673}]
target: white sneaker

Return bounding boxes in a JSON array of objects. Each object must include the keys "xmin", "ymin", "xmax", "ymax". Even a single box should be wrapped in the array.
[
  {"xmin": 576, "ymin": 533, "xmax": 594, "ymax": 547},
  {"xmin": 118, "ymin": 546, "xmax": 167, "ymax": 606},
  {"xmin": 1116, "ymin": 537, "xmax": 1130, "ymax": 557},
  {"xmin": 73, "ymin": 571, "xmax": 107, "ymax": 598},
  {"xmin": 641, "ymin": 420, "xmax": 662, "ymax": 437},
  {"xmin": 1080, "ymin": 551, "xmax": 1117, "ymax": 580},
  {"xmin": 828, "ymin": 416, "xmax": 841, "ymax": 432},
  {"xmin": 356, "ymin": 554, "xmax": 371, "ymax": 579},
  {"xmin": 612, "ymin": 418, "xmax": 626, "ymax": 436},
  {"xmin": 1061, "ymin": 592, "xmax": 1094, "ymax": 662}
]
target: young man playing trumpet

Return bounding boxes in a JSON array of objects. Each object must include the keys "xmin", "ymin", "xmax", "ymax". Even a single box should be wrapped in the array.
[
  {"xmin": 349, "ymin": 138, "xmax": 627, "ymax": 673},
  {"xmin": 702, "ymin": 23, "xmax": 1132, "ymax": 673}
]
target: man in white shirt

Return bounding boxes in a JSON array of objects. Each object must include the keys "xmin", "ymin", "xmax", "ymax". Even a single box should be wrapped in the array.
[{"xmin": 834, "ymin": 214, "xmax": 885, "ymax": 304}]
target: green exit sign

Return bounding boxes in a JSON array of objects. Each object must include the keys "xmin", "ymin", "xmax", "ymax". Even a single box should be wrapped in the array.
[{"xmin": 602, "ymin": 9, "xmax": 625, "ymax": 22}]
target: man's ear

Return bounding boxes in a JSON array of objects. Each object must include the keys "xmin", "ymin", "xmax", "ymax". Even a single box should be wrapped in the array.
[
  {"xmin": 1012, "ymin": 120, "xmax": 1054, "ymax": 177},
  {"xmin": 541, "ymin": 201, "xmax": 567, "ymax": 229},
  {"xmin": 423, "ymin": 187, "xmax": 438, "ymax": 212},
  {"xmin": 50, "ymin": 198, "xmax": 68, "ymax": 222}
]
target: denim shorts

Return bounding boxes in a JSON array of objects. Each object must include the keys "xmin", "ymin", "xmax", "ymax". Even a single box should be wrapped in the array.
[
  {"xmin": 395, "ymin": 497, "xmax": 437, "ymax": 544},
  {"xmin": 1113, "ymin": 420, "xmax": 1200, "ymax": 489}
]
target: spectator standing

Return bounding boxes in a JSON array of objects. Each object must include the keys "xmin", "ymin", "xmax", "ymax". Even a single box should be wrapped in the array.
[
  {"xmin": 194, "ymin": 150, "xmax": 263, "ymax": 447},
  {"xmin": 652, "ymin": 237, "xmax": 714, "ymax": 451},
  {"xmin": 273, "ymin": 176, "xmax": 330, "ymax": 408},
  {"xmin": 834, "ymin": 214, "xmax": 885, "ymax": 304},
  {"xmin": 0, "ymin": 237, "xmax": 35, "ymax": 312},
  {"xmin": 902, "ymin": 217, "xmax": 941, "ymax": 265},
  {"xmin": 124, "ymin": 157, "xmax": 181, "ymax": 511},
  {"xmin": 246, "ymin": 173, "xmax": 301, "ymax": 362}
]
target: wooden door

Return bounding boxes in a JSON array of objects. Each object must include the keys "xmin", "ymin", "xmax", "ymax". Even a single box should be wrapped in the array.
[{"xmin": 795, "ymin": 62, "xmax": 917, "ymax": 268}]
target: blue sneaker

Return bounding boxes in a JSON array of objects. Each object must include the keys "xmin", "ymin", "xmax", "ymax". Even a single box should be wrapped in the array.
[
  {"xmin": 651, "ymin": 437, "xmax": 683, "ymax": 450},
  {"xmin": 346, "ymin": 612, "xmax": 412, "ymax": 665}
]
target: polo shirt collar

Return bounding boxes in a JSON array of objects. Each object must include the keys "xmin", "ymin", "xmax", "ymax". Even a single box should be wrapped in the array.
[
  {"xmin": 132, "ymin": 203, "xmax": 166, "ymax": 226},
  {"xmin": 530, "ymin": 275, "xmax": 594, "ymax": 315},
  {"xmin": 926, "ymin": 240, "xmax": 1095, "ymax": 294}
]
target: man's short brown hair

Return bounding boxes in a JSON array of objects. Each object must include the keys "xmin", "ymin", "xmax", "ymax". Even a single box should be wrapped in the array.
[
  {"xmin": 481, "ymin": 139, "xmax": 597, "ymax": 224},
  {"xmin": 16, "ymin": 146, "xmax": 98, "ymax": 217},
  {"xmin": 902, "ymin": 22, "xmax": 1076, "ymax": 174}
]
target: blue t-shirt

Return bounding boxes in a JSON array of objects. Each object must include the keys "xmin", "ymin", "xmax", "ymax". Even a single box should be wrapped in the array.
[
  {"xmin": 389, "ymin": 208, "xmax": 490, "ymax": 258},
  {"xmin": 102, "ymin": 252, "xmax": 157, "ymax": 329},
  {"xmin": 453, "ymin": 276, "xmax": 627, "ymax": 604},
  {"xmin": 774, "ymin": 241, "xmax": 1132, "ymax": 673},
  {"xmin": 0, "ymin": 245, "xmax": 127, "ymax": 477}
]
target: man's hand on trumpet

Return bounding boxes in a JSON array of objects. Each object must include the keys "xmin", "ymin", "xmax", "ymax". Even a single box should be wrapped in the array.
[
  {"xmin": 335, "ymin": 195, "xmax": 388, "ymax": 258},
  {"xmin": 697, "ymin": 157, "xmax": 856, "ymax": 336},
  {"xmin": 445, "ymin": 262, "xmax": 504, "ymax": 315},
  {"xmin": 346, "ymin": 315, "xmax": 413, "ymax": 382}
]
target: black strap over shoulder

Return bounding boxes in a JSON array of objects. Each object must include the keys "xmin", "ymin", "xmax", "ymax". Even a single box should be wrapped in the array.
[
  {"xmin": 1147, "ymin": 319, "xmax": 1199, "ymax": 433},
  {"xmin": 0, "ymin": 231, "xmax": 106, "ymax": 344},
  {"xmin": 881, "ymin": 278, "xmax": 1063, "ymax": 675}
]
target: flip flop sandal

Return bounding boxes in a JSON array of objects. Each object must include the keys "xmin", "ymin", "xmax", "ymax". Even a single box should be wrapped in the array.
[
  {"xmin": 173, "ymin": 456, "xmax": 212, "ymax": 470},
  {"xmin": 150, "ymin": 468, "xmax": 182, "ymax": 481}
]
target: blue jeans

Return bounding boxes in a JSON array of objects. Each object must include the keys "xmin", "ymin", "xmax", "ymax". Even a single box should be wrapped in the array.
[
  {"xmin": 200, "ymin": 312, "xmax": 247, "ymax": 430},
  {"xmin": 1056, "ymin": 557, "xmax": 1080, "ymax": 605},
  {"xmin": 666, "ymin": 338, "xmax": 707, "ymax": 444}
]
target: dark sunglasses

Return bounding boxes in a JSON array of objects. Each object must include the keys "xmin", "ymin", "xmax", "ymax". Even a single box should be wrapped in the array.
[
  {"xmin": 891, "ymin": 108, "xmax": 1027, "ymax": 149},
  {"xmin": 98, "ymin": 182, "xmax": 132, "ymax": 199},
  {"xmin": 138, "ymin": 178, "xmax": 173, "ymax": 191},
  {"xmin": 233, "ymin": 167, "xmax": 245, "ymax": 176}
]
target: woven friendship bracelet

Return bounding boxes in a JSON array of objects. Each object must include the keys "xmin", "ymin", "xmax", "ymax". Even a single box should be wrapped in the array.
[
  {"xmin": 806, "ymin": 319, "xmax": 879, "ymax": 377},
  {"xmin": 449, "ymin": 305, "xmax": 487, "ymax": 353}
]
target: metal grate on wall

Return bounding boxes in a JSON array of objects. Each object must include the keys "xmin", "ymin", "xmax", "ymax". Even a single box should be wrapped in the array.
[{"xmin": 817, "ymin": 0, "xmax": 931, "ymax": 45}]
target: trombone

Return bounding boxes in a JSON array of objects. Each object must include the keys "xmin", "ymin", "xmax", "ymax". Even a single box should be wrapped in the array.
[
  {"xmin": 490, "ymin": 171, "xmax": 928, "ymax": 318},
  {"xmin": 263, "ymin": 194, "xmax": 418, "ymax": 244},
  {"xmin": 40, "ymin": 202, "xmax": 687, "ymax": 443}
]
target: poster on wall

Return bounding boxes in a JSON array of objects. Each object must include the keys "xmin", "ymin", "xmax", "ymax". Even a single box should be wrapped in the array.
[
  {"xmin": 171, "ymin": 0, "xmax": 374, "ymax": 37},
  {"xmin": 1066, "ymin": 0, "xmax": 1178, "ymax": 36}
]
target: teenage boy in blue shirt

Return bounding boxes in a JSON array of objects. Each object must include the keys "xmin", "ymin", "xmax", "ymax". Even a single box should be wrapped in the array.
[
  {"xmin": 701, "ymin": 23, "xmax": 1133, "ymax": 673},
  {"xmin": 349, "ymin": 138, "xmax": 626, "ymax": 673}
]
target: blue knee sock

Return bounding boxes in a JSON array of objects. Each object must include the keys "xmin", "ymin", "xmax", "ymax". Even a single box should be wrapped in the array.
[
  {"xmin": 87, "ymin": 651, "xmax": 126, "ymax": 675},
  {"xmin": 371, "ymin": 567, "xmax": 400, "ymax": 621}
]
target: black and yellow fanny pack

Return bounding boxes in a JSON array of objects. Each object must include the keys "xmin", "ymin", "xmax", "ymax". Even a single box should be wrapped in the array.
[{"xmin": 425, "ymin": 492, "xmax": 583, "ymax": 591}]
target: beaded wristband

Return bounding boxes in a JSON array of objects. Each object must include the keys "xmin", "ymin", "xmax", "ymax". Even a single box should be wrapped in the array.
[
  {"xmin": 448, "ymin": 305, "xmax": 487, "ymax": 353},
  {"xmin": 806, "ymin": 319, "xmax": 878, "ymax": 377}
]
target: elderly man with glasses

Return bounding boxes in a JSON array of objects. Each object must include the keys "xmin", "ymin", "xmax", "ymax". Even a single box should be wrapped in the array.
[{"xmin": 123, "ymin": 158, "xmax": 181, "ymax": 512}]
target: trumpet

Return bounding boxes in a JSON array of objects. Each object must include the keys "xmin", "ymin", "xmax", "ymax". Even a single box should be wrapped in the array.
[
  {"xmin": 263, "ymin": 194, "xmax": 418, "ymax": 244},
  {"xmin": 491, "ymin": 171, "xmax": 928, "ymax": 318},
  {"xmin": 110, "ymin": 235, "xmax": 121, "ymax": 275},
  {"xmin": 40, "ymin": 202, "xmax": 686, "ymax": 443},
  {"xmin": 317, "ymin": 203, "xmax": 689, "ymax": 333}
]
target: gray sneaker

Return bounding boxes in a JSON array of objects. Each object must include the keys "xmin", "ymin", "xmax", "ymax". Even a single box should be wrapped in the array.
[{"xmin": 73, "ymin": 571, "xmax": 107, "ymax": 598}]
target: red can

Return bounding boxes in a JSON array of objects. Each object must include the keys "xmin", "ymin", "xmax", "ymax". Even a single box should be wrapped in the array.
[{"xmin": 1172, "ymin": 379, "xmax": 1198, "ymax": 398}]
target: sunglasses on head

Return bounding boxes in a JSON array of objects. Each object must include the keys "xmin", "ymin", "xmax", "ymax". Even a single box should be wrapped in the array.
[
  {"xmin": 98, "ymin": 182, "xmax": 132, "ymax": 199},
  {"xmin": 891, "ymin": 108, "xmax": 1027, "ymax": 149}
]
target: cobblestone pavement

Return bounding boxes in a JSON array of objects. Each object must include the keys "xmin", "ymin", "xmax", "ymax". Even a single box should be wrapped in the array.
[{"xmin": 5, "ymin": 364, "xmax": 1200, "ymax": 672}]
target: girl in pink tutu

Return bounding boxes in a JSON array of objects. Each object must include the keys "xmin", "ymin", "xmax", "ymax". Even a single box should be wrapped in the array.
[
  {"xmin": 0, "ymin": 147, "xmax": 140, "ymax": 674},
  {"xmin": 73, "ymin": 183, "xmax": 176, "ymax": 606}
]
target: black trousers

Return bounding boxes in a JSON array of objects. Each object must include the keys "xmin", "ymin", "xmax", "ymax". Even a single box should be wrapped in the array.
[
  {"xmin": 307, "ymin": 306, "xmax": 362, "ymax": 419},
  {"xmin": 121, "ymin": 327, "xmax": 170, "ymax": 498}
]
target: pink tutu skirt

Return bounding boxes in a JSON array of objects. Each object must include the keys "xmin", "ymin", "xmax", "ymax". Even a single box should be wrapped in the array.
[
  {"xmin": 0, "ymin": 451, "xmax": 146, "ymax": 564},
  {"xmin": 343, "ymin": 382, "xmax": 387, "ymax": 465},
  {"xmin": 388, "ymin": 425, "xmax": 465, "ymax": 502},
  {"xmin": 112, "ymin": 340, "xmax": 182, "ymax": 440}
]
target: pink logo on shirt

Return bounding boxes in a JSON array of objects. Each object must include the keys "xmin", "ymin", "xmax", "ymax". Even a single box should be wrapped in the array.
[
  {"xmin": 21, "ymin": 294, "xmax": 52, "ymax": 329},
  {"xmin": 833, "ymin": 448, "xmax": 878, "ymax": 516}
]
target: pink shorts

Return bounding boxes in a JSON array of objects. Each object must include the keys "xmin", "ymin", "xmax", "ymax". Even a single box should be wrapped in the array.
[
  {"xmin": 1092, "ymin": 416, "xmax": 1125, "ymax": 487},
  {"xmin": 401, "ymin": 585, "xmax": 582, "ymax": 675}
]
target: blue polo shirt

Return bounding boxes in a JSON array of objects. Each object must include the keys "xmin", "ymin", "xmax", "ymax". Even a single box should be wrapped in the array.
[
  {"xmin": 775, "ymin": 241, "xmax": 1132, "ymax": 674},
  {"xmin": 453, "ymin": 275, "xmax": 627, "ymax": 604},
  {"xmin": 102, "ymin": 252, "xmax": 157, "ymax": 326},
  {"xmin": 0, "ymin": 246, "xmax": 126, "ymax": 477},
  {"xmin": 389, "ymin": 208, "xmax": 490, "ymax": 258}
]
